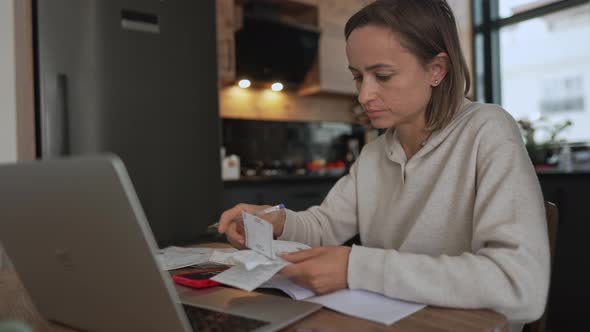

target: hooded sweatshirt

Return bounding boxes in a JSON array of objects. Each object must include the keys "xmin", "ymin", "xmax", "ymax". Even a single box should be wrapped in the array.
[{"xmin": 278, "ymin": 99, "xmax": 550, "ymax": 332}]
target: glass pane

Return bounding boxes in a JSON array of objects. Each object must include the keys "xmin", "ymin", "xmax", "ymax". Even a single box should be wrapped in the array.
[
  {"xmin": 474, "ymin": 33, "xmax": 486, "ymax": 103},
  {"xmin": 499, "ymin": 3, "xmax": 590, "ymax": 143},
  {"xmin": 498, "ymin": 0, "xmax": 561, "ymax": 19}
]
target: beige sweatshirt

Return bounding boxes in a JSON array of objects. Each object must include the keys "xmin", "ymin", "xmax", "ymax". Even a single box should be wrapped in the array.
[{"xmin": 278, "ymin": 99, "xmax": 550, "ymax": 331}]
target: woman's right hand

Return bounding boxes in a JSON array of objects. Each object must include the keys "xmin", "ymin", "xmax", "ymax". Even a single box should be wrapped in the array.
[{"xmin": 217, "ymin": 203, "xmax": 287, "ymax": 249}]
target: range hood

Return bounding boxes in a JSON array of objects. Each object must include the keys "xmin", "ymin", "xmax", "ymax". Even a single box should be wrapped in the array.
[{"xmin": 235, "ymin": 3, "xmax": 320, "ymax": 87}]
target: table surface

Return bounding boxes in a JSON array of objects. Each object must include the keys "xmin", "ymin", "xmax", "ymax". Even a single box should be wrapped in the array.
[{"xmin": 0, "ymin": 267, "xmax": 507, "ymax": 332}]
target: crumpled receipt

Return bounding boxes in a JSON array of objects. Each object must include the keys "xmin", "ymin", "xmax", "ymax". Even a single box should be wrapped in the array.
[
  {"xmin": 209, "ymin": 240, "xmax": 310, "ymax": 291},
  {"xmin": 209, "ymin": 240, "xmax": 310, "ymax": 270}
]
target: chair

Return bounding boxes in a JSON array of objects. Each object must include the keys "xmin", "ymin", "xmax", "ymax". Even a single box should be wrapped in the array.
[{"xmin": 523, "ymin": 201, "xmax": 559, "ymax": 332}]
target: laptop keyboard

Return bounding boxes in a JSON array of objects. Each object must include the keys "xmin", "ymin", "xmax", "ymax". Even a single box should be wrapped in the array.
[{"xmin": 183, "ymin": 304, "xmax": 271, "ymax": 332}]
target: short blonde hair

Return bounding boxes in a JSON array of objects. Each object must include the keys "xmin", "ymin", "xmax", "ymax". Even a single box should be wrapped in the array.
[{"xmin": 345, "ymin": 0, "xmax": 470, "ymax": 131}]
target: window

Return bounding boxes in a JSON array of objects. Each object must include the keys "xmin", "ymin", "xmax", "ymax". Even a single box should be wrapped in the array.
[
  {"xmin": 498, "ymin": 0, "xmax": 563, "ymax": 18},
  {"xmin": 474, "ymin": 0, "xmax": 590, "ymax": 143}
]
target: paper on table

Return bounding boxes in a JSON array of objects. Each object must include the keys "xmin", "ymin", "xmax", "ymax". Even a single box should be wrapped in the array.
[
  {"xmin": 156, "ymin": 247, "xmax": 237, "ymax": 271},
  {"xmin": 208, "ymin": 239, "xmax": 310, "ymax": 291},
  {"xmin": 208, "ymin": 250, "xmax": 238, "ymax": 266},
  {"xmin": 230, "ymin": 250, "xmax": 278, "ymax": 270},
  {"xmin": 305, "ymin": 289, "xmax": 425, "ymax": 325},
  {"xmin": 259, "ymin": 275, "xmax": 316, "ymax": 300},
  {"xmin": 211, "ymin": 259, "xmax": 289, "ymax": 292},
  {"xmin": 259, "ymin": 276, "xmax": 425, "ymax": 324},
  {"xmin": 209, "ymin": 241, "xmax": 311, "ymax": 270},
  {"xmin": 272, "ymin": 240, "xmax": 311, "ymax": 254},
  {"xmin": 243, "ymin": 212, "xmax": 275, "ymax": 259},
  {"xmin": 156, "ymin": 247, "xmax": 210, "ymax": 270}
]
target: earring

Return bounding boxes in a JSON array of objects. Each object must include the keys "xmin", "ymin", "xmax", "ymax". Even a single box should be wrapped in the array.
[{"xmin": 434, "ymin": 80, "xmax": 439, "ymax": 85}]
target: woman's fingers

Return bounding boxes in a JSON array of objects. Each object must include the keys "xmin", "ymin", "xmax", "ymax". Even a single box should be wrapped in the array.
[
  {"xmin": 281, "ymin": 248, "xmax": 321, "ymax": 263},
  {"xmin": 218, "ymin": 203, "xmax": 260, "ymax": 233},
  {"xmin": 218, "ymin": 205, "xmax": 243, "ymax": 233},
  {"xmin": 225, "ymin": 222, "xmax": 246, "ymax": 249}
]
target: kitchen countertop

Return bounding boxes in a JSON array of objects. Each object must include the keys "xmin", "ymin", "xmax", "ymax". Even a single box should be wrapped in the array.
[
  {"xmin": 223, "ymin": 174, "xmax": 344, "ymax": 184},
  {"xmin": 536, "ymin": 170, "xmax": 590, "ymax": 175}
]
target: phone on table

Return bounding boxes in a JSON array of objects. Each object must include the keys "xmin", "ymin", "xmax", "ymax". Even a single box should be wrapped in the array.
[{"xmin": 172, "ymin": 268, "xmax": 227, "ymax": 289}]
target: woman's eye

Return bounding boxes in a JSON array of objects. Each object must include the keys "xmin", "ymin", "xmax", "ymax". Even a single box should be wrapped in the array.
[
  {"xmin": 352, "ymin": 76, "xmax": 362, "ymax": 82},
  {"xmin": 376, "ymin": 75, "xmax": 391, "ymax": 81}
]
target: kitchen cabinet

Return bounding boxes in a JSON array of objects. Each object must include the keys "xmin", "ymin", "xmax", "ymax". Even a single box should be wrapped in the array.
[
  {"xmin": 299, "ymin": 0, "xmax": 365, "ymax": 96},
  {"xmin": 216, "ymin": 0, "xmax": 319, "ymax": 85},
  {"xmin": 216, "ymin": 0, "xmax": 236, "ymax": 83},
  {"xmin": 538, "ymin": 172, "xmax": 590, "ymax": 331},
  {"xmin": 215, "ymin": 0, "xmax": 363, "ymax": 95},
  {"xmin": 222, "ymin": 177, "xmax": 339, "ymax": 211}
]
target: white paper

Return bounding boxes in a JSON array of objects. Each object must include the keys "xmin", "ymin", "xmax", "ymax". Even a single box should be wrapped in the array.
[
  {"xmin": 230, "ymin": 250, "xmax": 278, "ymax": 270},
  {"xmin": 243, "ymin": 212, "xmax": 275, "ymax": 259},
  {"xmin": 208, "ymin": 250, "xmax": 238, "ymax": 266},
  {"xmin": 272, "ymin": 240, "xmax": 311, "ymax": 254},
  {"xmin": 305, "ymin": 289, "xmax": 425, "ymax": 325},
  {"xmin": 259, "ymin": 275, "xmax": 316, "ymax": 300},
  {"xmin": 211, "ymin": 260, "xmax": 289, "ymax": 292},
  {"xmin": 156, "ymin": 247, "xmax": 237, "ymax": 271},
  {"xmin": 209, "ymin": 241, "xmax": 311, "ymax": 271},
  {"xmin": 156, "ymin": 246, "xmax": 211, "ymax": 270}
]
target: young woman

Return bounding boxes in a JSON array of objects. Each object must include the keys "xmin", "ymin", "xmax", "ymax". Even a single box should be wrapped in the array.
[{"xmin": 218, "ymin": 1, "xmax": 549, "ymax": 330}]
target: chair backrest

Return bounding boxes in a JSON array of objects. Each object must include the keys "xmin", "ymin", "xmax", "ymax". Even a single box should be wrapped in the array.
[
  {"xmin": 524, "ymin": 201, "xmax": 559, "ymax": 332},
  {"xmin": 545, "ymin": 201, "xmax": 559, "ymax": 261}
]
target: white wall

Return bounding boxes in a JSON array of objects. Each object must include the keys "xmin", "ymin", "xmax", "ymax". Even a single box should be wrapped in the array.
[{"xmin": 0, "ymin": 0, "xmax": 16, "ymax": 269}]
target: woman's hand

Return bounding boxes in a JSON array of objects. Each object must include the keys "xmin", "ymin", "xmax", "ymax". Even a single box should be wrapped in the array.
[
  {"xmin": 279, "ymin": 246, "xmax": 352, "ymax": 294},
  {"xmin": 217, "ymin": 203, "xmax": 286, "ymax": 249}
]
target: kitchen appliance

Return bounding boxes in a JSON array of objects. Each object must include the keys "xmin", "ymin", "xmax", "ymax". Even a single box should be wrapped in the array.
[
  {"xmin": 34, "ymin": 0, "xmax": 223, "ymax": 246},
  {"xmin": 235, "ymin": 1, "xmax": 320, "ymax": 86}
]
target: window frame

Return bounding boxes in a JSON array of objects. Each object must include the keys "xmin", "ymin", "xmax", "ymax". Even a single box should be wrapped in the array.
[{"xmin": 472, "ymin": 0, "xmax": 588, "ymax": 104}]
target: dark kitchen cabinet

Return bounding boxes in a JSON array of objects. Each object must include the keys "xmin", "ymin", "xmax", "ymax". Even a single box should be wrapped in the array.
[
  {"xmin": 216, "ymin": 0, "xmax": 235, "ymax": 83},
  {"xmin": 222, "ymin": 177, "xmax": 339, "ymax": 211},
  {"xmin": 538, "ymin": 172, "xmax": 590, "ymax": 331}
]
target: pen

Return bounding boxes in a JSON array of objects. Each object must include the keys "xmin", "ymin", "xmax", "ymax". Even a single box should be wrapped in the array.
[{"xmin": 207, "ymin": 204, "xmax": 286, "ymax": 230}]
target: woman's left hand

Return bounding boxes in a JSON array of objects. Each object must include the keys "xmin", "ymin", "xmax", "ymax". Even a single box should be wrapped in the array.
[{"xmin": 279, "ymin": 246, "xmax": 352, "ymax": 294}]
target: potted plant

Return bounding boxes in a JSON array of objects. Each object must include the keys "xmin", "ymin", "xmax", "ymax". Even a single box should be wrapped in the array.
[{"xmin": 517, "ymin": 117, "xmax": 572, "ymax": 168}]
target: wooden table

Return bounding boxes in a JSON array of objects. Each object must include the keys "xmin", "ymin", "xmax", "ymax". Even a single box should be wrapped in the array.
[{"xmin": 0, "ymin": 269, "xmax": 507, "ymax": 332}]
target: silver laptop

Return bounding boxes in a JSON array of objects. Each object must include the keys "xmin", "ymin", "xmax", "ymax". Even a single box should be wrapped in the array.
[{"xmin": 0, "ymin": 155, "xmax": 321, "ymax": 332}]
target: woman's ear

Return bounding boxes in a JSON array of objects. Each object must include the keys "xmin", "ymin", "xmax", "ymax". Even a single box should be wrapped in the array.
[{"xmin": 429, "ymin": 52, "xmax": 449, "ymax": 87}]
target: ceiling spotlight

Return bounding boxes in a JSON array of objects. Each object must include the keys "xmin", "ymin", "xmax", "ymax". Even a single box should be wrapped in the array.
[
  {"xmin": 238, "ymin": 79, "xmax": 251, "ymax": 88},
  {"xmin": 271, "ymin": 82, "xmax": 284, "ymax": 92}
]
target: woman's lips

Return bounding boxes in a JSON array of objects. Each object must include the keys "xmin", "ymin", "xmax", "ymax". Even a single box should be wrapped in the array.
[{"xmin": 365, "ymin": 109, "xmax": 386, "ymax": 117}]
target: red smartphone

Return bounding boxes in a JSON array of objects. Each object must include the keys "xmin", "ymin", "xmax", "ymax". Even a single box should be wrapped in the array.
[{"xmin": 172, "ymin": 269, "xmax": 227, "ymax": 289}]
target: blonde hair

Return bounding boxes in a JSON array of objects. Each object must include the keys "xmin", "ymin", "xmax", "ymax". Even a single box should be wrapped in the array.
[{"xmin": 345, "ymin": 0, "xmax": 470, "ymax": 131}]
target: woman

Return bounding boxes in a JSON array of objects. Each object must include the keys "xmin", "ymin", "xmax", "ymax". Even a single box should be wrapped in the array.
[{"xmin": 218, "ymin": 1, "xmax": 549, "ymax": 330}]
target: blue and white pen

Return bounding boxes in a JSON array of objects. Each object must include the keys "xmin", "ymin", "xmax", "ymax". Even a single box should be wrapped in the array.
[{"xmin": 207, "ymin": 204, "xmax": 286, "ymax": 230}]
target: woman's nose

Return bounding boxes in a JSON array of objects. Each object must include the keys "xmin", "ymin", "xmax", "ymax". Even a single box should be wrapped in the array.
[{"xmin": 357, "ymin": 81, "xmax": 375, "ymax": 105}]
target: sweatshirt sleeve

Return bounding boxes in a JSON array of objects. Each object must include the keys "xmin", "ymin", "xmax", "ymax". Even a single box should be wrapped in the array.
[
  {"xmin": 277, "ymin": 161, "xmax": 359, "ymax": 246},
  {"xmin": 347, "ymin": 116, "xmax": 550, "ymax": 323}
]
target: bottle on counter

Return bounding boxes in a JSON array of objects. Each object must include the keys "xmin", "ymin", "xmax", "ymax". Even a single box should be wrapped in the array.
[{"xmin": 221, "ymin": 147, "xmax": 241, "ymax": 180}]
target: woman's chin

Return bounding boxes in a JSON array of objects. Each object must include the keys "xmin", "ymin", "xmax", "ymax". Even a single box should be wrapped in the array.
[{"xmin": 369, "ymin": 118, "xmax": 394, "ymax": 129}]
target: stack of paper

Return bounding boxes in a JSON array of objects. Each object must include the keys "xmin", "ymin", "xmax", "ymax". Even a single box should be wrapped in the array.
[
  {"xmin": 211, "ymin": 260, "xmax": 289, "ymax": 292},
  {"xmin": 210, "ymin": 212, "xmax": 312, "ymax": 291},
  {"xmin": 156, "ymin": 246, "xmax": 236, "ymax": 271},
  {"xmin": 259, "ymin": 275, "xmax": 316, "ymax": 300},
  {"xmin": 160, "ymin": 211, "xmax": 426, "ymax": 326},
  {"xmin": 210, "ymin": 240, "xmax": 311, "ymax": 291}
]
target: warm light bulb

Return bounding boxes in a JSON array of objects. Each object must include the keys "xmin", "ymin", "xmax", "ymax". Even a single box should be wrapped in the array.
[
  {"xmin": 238, "ymin": 79, "xmax": 251, "ymax": 88},
  {"xmin": 271, "ymin": 82, "xmax": 284, "ymax": 92}
]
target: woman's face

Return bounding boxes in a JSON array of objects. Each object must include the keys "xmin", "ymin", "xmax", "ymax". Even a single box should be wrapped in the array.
[{"xmin": 346, "ymin": 25, "xmax": 439, "ymax": 129}]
